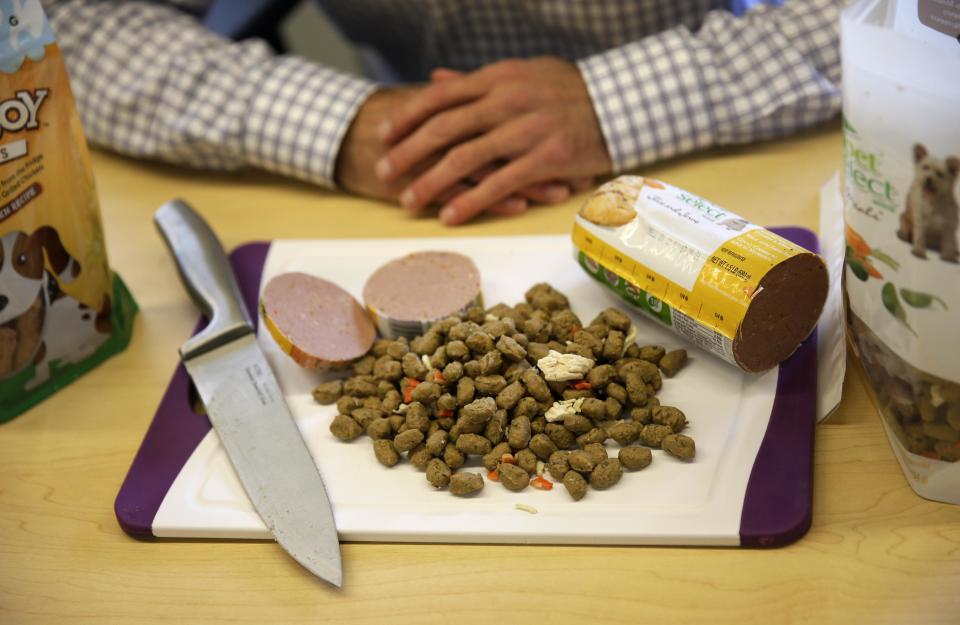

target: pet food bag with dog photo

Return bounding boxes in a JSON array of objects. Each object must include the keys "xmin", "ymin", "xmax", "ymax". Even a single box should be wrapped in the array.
[
  {"xmin": 0, "ymin": 0, "xmax": 136, "ymax": 422},
  {"xmin": 842, "ymin": 0, "xmax": 960, "ymax": 503}
]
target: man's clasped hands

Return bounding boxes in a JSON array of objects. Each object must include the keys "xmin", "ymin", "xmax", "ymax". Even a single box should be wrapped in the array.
[{"xmin": 335, "ymin": 57, "xmax": 613, "ymax": 226}]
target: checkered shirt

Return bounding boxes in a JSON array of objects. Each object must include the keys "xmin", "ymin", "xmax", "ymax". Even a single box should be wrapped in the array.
[{"xmin": 42, "ymin": 0, "xmax": 844, "ymax": 188}]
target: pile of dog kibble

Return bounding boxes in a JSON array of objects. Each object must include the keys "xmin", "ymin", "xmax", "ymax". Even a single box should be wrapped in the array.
[{"xmin": 313, "ymin": 283, "xmax": 693, "ymax": 501}]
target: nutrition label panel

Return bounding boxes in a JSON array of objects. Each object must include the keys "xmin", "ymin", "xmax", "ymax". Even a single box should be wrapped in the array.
[{"xmin": 572, "ymin": 222, "xmax": 742, "ymax": 339}]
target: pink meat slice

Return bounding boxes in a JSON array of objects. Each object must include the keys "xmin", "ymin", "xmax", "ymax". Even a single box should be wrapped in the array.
[
  {"xmin": 262, "ymin": 272, "xmax": 375, "ymax": 366},
  {"xmin": 363, "ymin": 251, "xmax": 481, "ymax": 322}
]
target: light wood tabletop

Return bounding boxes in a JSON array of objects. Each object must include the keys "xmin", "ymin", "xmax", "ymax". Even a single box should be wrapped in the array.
[{"xmin": 2, "ymin": 123, "xmax": 959, "ymax": 625}]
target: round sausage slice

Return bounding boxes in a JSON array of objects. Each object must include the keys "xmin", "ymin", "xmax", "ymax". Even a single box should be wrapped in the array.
[
  {"xmin": 261, "ymin": 272, "xmax": 375, "ymax": 369},
  {"xmin": 363, "ymin": 251, "xmax": 482, "ymax": 339}
]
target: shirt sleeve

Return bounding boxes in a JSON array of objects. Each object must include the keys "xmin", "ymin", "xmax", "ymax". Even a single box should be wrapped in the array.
[
  {"xmin": 576, "ymin": 0, "xmax": 844, "ymax": 173},
  {"xmin": 42, "ymin": 0, "xmax": 376, "ymax": 187}
]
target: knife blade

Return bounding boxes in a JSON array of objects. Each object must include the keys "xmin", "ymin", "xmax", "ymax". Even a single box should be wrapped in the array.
[{"xmin": 154, "ymin": 199, "xmax": 342, "ymax": 587}]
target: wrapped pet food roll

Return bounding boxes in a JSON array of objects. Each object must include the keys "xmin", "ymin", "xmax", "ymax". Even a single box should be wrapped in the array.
[{"xmin": 574, "ymin": 176, "xmax": 827, "ymax": 373}]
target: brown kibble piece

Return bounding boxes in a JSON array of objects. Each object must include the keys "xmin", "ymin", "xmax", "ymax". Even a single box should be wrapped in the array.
[
  {"xmin": 508, "ymin": 415, "xmax": 532, "ymax": 450},
  {"xmin": 562, "ymin": 470, "xmax": 588, "ymax": 501},
  {"xmin": 499, "ymin": 463, "xmax": 530, "ymax": 492},
  {"xmin": 529, "ymin": 433, "xmax": 559, "ymax": 460},
  {"xmin": 496, "ymin": 381, "xmax": 526, "ymax": 410},
  {"xmin": 475, "ymin": 375, "xmax": 508, "ymax": 396},
  {"xmin": 312, "ymin": 380, "xmax": 343, "ymax": 404},
  {"xmin": 640, "ymin": 424, "xmax": 673, "ymax": 448},
  {"xmin": 393, "ymin": 429, "xmax": 425, "ymax": 453},
  {"xmin": 483, "ymin": 442, "xmax": 513, "ymax": 471},
  {"xmin": 662, "ymin": 434, "xmax": 696, "ymax": 460},
  {"xmin": 583, "ymin": 442, "xmax": 608, "ymax": 466},
  {"xmin": 525, "ymin": 283, "xmax": 570, "ymax": 311},
  {"xmin": 619, "ymin": 446, "xmax": 653, "ymax": 470},
  {"xmin": 521, "ymin": 368, "xmax": 553, "ymax": 403},
  {"xmin": 605, "ymin": 397, "xmax": 623, "ymax": 419},
  {"xmin": 576, "ymin": 428, "xmax": 607, "ymax": 447},
  {"xmin": 410, "ymin": 381, "xmax": 441, "ymax": 405},
  {"xmin": 545, "ymin": 423, "xmax": 576, "ymax": 449},
  {"xmin": 409, "ymin": 444, "xmax": 433, "ymax": 470},
  {"xmin": 516, "ymin": 448, "xmax": 538, "ymax": 474},
  {"xmin": 344, "ymin": 375, "xmax": 378, "ymax": 397},
  {"xmin": 330, "ymin": 414, "xmax": 363, "ymax": 441},
  {"xmin": 567, "ymin": 450, "xmax": 595, "ymax": 473},
  {"xmin": 456, "ymin": 433, "xmax": 493, "ymax": 455},
  {"xmin": 373, "ymin": 439, "xmax": 400, "ymax": 467},
  {"xmin": 444, "ymin": 443, "xmax": 465, "ymax": 469},
  {"xmin": 449, "ymin": 473, "xmax": 484, "ymax": 496},
  {"xmin": 602, "ymin": 330, "xmax": 625, "ymax": 361},
  {"xmin": 607, "ymin": 421, "xmax": 641, "ymax": 446},
  {"xmin": 590, "ymin": 459, "xmax": 622, "ymax": 489},
  {"xmin": 496, "ymin": 334, "xmax": 527, "ymax": 362},
  {"xmin": 425, "ymin": 430, "xmax": 449, "ymax": 455},
  {"xmin": 659, "ymin": 349, "xmax": 688, "ymax": 377},
  {"xmin": 586, "ymin": 364, "xmax": 615, "ymax": 389},
  {"xmin": 652, "ymin": 406, "xmax": 687, "ymax": 432},
  {"xmin": 629, "ymin": 407, "xmax": 652, "ymax": 425},
  {"xmin": 456, "ymin": 376, "xmax": 476, "ymax": 406},
  {"xmin": 401, "ymin": 352, "xmax": 429, "ymax": 380},
  {"xmin": 639, "ymin": 345, "xmax": 666, "ymax": 365},
  {"xmin": 478, "ymin": 349, "xmax": 503, "ymax": 375},
  {"xmin": 466, "ymin": 331, "xmax": 494, "ymax": 355},
  {"xmin": 426, "ymin": 458, "xmax": 452, "ymax": 488},
  {"xmin": 547, "ymin": 451, "xmax": 570, "ymax": 481},
  {"xmin": 367, "ymin": 418, "xmax": 393, "ymax": 440},
  {"xmin": 563, "ymin": 413, "xmax": 593, "ymax": 434}
]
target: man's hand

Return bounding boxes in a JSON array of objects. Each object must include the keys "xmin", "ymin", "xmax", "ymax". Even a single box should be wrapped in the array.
[
  {"xmin": 335, "ymin": 87, "xmax": 421, "ymax": 201},
  {"xmin": 376, "ymin": 57, "xmax": 612, "ymax": 225},
  {"xmin": 336, "ymin": 84, "xmax": 580, "ymax": 218}
]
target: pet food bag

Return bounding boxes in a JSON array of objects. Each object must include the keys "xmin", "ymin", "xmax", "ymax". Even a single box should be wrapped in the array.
[
  {"xmin": 842, "ymin": 0, "xmax": 960, "ymax": 503},
  {"xmin": 0, "ymin": 0, "xmax": 136, "ymax": 422}
]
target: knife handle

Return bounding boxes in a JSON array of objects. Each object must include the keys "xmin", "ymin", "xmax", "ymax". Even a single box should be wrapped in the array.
[{"xmin": 154, "ymin": 199, "xmax": 253, "ymax": 360}]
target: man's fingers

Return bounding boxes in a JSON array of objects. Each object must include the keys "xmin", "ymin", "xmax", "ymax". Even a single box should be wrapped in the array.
[
  {"xmin": 570, "ymin": 176, "xmax": 594, "ymax": 192},
  {"xmin": 488, "ymin": 195, "xmax": 528, "ymax": 216},
  {"xmin": 400, "ymin": 125, "xmax": 530, "ymax": 212},
  {"xmin": 377, "ymin": 101, "xmax": 498, "ymax": 182},
  {"xmin": 431, "ymin": 67, "xmax": 463, "ymax": 81},
  {"xmin": 379, "ymin": 75, "xmax": 487, "ymax": 144},
  {"xmin": 439, "ymin": 154, "xmax": 543, "ymax": 226},
  {"xmin": 521, "ymin": 181, "xmax": 571, "ymax": 204}
]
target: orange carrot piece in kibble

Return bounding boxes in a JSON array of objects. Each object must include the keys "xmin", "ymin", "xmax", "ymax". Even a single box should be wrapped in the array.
[
  {"xmin": 501, "ymin": 453, "xmax": 516, "ymax": 464},
  {"xmin": 573, "ymin": 380, "xmax": 591, "ymax": 390},
  {"xmin": 488, "ymin": 469, "xmax": 500, "ymax": 481},
  {"xmin": 403, "ymin": 378, "xmax": 420, "ymax": 403},
  {"xmin": 436, "ymin": 409, "xmax": 454, "ymax": 418},
  {"xmin": 530, "ymin": 476, "xmax": 553, "ymax": 490}
]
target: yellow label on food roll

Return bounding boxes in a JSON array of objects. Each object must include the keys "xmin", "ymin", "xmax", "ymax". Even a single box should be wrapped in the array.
[{"xmin": 572, "ymin": 178, "xmax": 806, "ymax": 341}]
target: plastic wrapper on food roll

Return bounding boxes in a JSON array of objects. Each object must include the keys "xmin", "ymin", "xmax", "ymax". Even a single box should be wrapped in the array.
[
  {"xmin": 0, "ymin": 1, "xmax": 137, "ymax": 422},
  {"xmin": 572, "ymin": 176, "xmax": 828, "ymax": 373}
]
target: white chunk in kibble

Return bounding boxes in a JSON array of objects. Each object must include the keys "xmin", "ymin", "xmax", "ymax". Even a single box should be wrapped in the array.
[
  {"xmin": 514, "ymin": 503, "xmax": 538, "ymax": 514},
  {"xmin": 537, "ymin": 350, "xmax": 594, "ymax": 381},
  {"xmin": 930, "ymin": 384, "xmax": 945, "ymax": 408},
  {"xmin": 422, "ymin": 354, "xmax": 432, "ymax": 370},
  {"xmin": 544, "ymin": 397, "xmax": 585, "ymax": 422},
  {"xmin": 623, "ymin": 324, "xmax": 637, "ymax": 357},
  {"xmin": 396, "ymin": 403, "xmax": 410, "ymax": 414}
]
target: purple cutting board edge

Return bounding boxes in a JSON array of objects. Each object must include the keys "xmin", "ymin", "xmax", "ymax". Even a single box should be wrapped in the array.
[{"xmin": 114, "ymin": 229, "xmax": 818, "ymax": 547}]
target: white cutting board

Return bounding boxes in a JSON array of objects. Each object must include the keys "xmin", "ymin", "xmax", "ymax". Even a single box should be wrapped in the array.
[{"xmin": 149, "ymin": 235, "xmax": 789, "ymax": 545}]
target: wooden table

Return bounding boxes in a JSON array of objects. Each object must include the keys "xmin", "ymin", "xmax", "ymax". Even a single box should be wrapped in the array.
[{"xmin": 2, "ymin": 124, "xmax": 959, "ymax": 624}]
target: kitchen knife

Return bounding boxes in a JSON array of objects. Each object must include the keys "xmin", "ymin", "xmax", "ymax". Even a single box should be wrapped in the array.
[{"xmin": 154, "ymin": 199, "xmax": 342, "ymax": 587}]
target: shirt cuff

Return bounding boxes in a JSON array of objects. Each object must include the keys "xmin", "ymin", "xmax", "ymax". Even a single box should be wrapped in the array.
[
  {"xmin": 243, "ymin": 55, "xmax": 377, "ymax": 188},
  {"xmin": 577, "ymin": 29, "xmax": 713, "ymax": 173}
]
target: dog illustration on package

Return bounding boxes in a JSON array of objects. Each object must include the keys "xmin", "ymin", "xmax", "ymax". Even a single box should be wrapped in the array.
[
  {"xmin": 897, "ymin": 143, "xmax": 960, "ymax": 263},
  {"xmin": 0, "ymin": 227, "xmax": 112, "ymax": 387}
]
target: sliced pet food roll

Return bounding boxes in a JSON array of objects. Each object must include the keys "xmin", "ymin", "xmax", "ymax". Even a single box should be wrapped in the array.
[
  {"xmin": 363, "ymin": 251, "xmax": 482, "ymax": 339},
  {"xmin": 261, "ymin": 272, "xmax": 375, "ymax": 369},
  {"xmin": 574, "ymin": 176, "xmax": 828, "ymax": 373}
]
